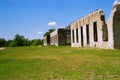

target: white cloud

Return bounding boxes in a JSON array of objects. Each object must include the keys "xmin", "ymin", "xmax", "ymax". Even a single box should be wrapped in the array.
[
  {"xmin": 38, "ymin": 31, "xmax": 43, "ymax": 34},
  {"xmin": 48, "ymin": 22, "xmax": 57, "ymax": 26}
]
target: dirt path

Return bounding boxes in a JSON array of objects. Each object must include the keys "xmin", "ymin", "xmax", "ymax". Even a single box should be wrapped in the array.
[{"xmin": 0, "ymin": 48, "xmax": 5, "ymax": 50}]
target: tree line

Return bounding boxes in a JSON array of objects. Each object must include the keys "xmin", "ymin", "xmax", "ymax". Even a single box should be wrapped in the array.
[{"xmin": 0, "ymin": 34, "xmax": 43, "ymax": 47}]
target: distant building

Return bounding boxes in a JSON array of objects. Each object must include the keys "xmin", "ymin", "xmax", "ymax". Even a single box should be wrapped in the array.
[
  {"xmin": 50, "ymin": 28, "xmax": 71, "ymax": 46},
  {"xmin": 70, "ymin": 0, "xmax": 120, "ymax": 49}
]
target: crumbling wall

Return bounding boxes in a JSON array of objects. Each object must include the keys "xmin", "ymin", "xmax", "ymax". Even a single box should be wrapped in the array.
[
  {"xmin": 50, "ymin": 28, "xmax": 71, "ymax": 46},
  {"xmin": 70, "ymin": 9, "xmax": 109, "ymax": 48},
  {"xmin": 107, "ymin": 1, "xmax": 120, "ymax": 49},
  {"xmin": 58, "ymin": 28, "xmax": 71, "ymax": 46},
  {"xmin": 44, "ymin": 35, "xmax": 50, "ymax": 46},
  {"xmin": 50, "ymin": 30, "xmax": 58, "ymax": 46}
]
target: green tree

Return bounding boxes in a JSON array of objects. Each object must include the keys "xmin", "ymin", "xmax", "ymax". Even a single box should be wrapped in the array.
[
  {"xmin": 31, "ymin": 39, "xmax": 43, "ymax": 46},
  {"xmin": 6, "ymin": 40, "xmax": 16, "ymax": 47},
  {"xmin": 14, "ymin": 34, "xmax": 25, "ymax": 46},
  {"xmin": 66, "ymin": 25, "xmax": 71, "ymax": 28},
  {"xmin": 23, "ymin": 39, "xmax": 32, "ymax": 46},
  {"xmin": 48, "ymin": 29, "xmax": 55, "ymax": 33},
  {"xmin": 44, "ymin": 28, "xmax": 55, "ymax": 36},
  {"xmin": 0, "ymin": 38, "xmax": 6, "ymax": 47}
]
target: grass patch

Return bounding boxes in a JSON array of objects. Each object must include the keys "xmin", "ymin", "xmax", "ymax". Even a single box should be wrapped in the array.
[{"xmin": 0, "ymin": 46, "xmax": 120, "ymax": 80}]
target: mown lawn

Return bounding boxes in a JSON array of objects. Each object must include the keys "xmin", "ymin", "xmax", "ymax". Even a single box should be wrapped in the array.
[{"xmin": 0, "ymin": 46, "xmax": 120, "ymax": 80}]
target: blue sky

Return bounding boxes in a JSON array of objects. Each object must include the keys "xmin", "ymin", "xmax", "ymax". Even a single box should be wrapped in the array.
[{"xmin": 0, "ymin": 0, "xmax": 115, "ymax": 40}]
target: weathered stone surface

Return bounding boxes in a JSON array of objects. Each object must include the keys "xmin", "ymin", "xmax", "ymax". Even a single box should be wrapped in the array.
[
  {"xmin": 50, "ymin": 28, "xmax": 71, "ymax": 46},
  {"xmin": 71, "ymin": 9, "xmax": 107, "ymax": 48},
  {"xmin": 107, "ymin": 0, "xmax": 120, "ymax": 49},
  {"xmin": 44, "ymin": 35, "xmax": 50, "ymax": 46},
  {"xmin": 70, "ymin": 0, "xmax": 120, "ymax": 49},
  {"xmin": 50, "ymin": 30, "xmax": 58, "ymax": 46}
]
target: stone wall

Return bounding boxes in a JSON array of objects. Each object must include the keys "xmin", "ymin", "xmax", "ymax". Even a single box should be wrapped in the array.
[
  {"xmin": 58, "ymin": 28, "xmax": 71, "ymax": 46},
  {"xmin": 107, "ymin": 0, "xmax": 120, "ymax": 49},
  {"xmin": 50, "ymin": 30, "xmax": 58, "ymax": 46},
  {"xmin": 44, "ymin": 35, "xmax": 50, "ymax": 46},
  {"xmin": 50, "ymin": 28, "xmax": 71, "ymax": 46},
  {"xmin": 71, "ymin": 9, "xmax": 109, "ymax": 48},
  {"xmin": 70, "ymin": 0, "xmax": 120, "ymax": 49}
]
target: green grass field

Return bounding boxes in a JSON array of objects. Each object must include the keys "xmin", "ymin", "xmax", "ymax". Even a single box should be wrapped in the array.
[{"xmin": 0, "ymin": 46, "xmax": 120, "ymax": 80}]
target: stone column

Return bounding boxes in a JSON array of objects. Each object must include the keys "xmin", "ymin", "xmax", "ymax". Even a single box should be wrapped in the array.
[
  {"xmin": 83, "ymin": 25, "xmax": 87, "ymax": 47},
  {"xmin": 74, "ymin": 27, "xmax": 77, "ymax": 44},
  {"xmin": 89, "ymin": 23, "xmax": 94, "ymax": 47},
  {"xmin": 78, "ymin": 21, "xmax": 82, "ymax": 47},
  {"xmin": 71, "ymin": 23, "xmax": 74, "ymax": 47}
]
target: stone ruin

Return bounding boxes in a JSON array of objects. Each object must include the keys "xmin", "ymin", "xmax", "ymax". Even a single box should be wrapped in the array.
[
  {"xmin": 44, "ymin": 28, "xmax": 71, "ymax": 46},
  {"xmin": 44, "ymin": 34, "xmax": 50, "ymax": 46},
  {"xmin": 44, "ymin": 0, "xmax": 120, "ymax": 49},
  {"xmin": 70, "ymin": 0, "xmax": 120, "ymax": 49}
]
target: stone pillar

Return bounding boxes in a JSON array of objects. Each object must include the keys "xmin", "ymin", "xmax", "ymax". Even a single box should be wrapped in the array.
[
  {"xmin": 71, "ymin": 23, "xmax": 74, "ymax": 47},
  {"xmin": 97, "ymin": 21, "xmax": 103, "ymax": 47},
  {"xmin": 83, "ymin": 25, "xmax": 87, "ymax": 47},
  {"xmin": 89, "ymin": 23, "xmax": 94, "ymax": 47},
  {"xmin": 107, "ymin": 18, "xmax": 114, "ymax": 49},
  {"xmin": 74, "ymin": 27, "xmax": 77, "ymax": 44},
  {"xmin": 71, "ymin": 29, "xmax": 73, "ymax": 46},
  {"xmin": 78, "ymin": 21, "xmax": 82, "ymax": 47}
]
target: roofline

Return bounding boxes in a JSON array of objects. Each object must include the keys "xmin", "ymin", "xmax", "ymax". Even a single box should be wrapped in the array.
[{"xmin": 70, "ymin": 9, "xmax": 103, "ymax": 25}]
